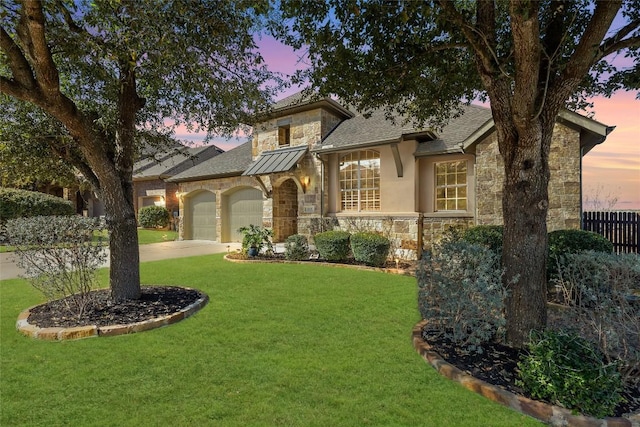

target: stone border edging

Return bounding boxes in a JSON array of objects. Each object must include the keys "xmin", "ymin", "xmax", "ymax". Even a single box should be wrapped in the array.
[
  {"xmin": 412, "ymin": 320, "xmax": 639, "ymax": 427},
  {"xmin": 16, "ymin": 287, "xmax": 209, "ymax": 341},
  {"xmin": 223, "ymin": 254, "xmax": 416, "ymax": 276}
]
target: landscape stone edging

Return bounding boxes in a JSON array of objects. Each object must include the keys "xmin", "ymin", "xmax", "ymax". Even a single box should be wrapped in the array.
[
  {"xmin": 223, "ymin": 254, "xmax": 416, "ymax": 276},
  {"xmin": 16, "ymin": 288, "xmax": 209, "ymax": 341},
  {"xmin": 412, "ymin": 319, "xmax": 639, "ymax": 427}
]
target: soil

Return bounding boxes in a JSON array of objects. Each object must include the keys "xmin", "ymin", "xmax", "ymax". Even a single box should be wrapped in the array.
[
  {"xmin": 421, "ymin": 328, "xmax": 640, "ymax": 418},
  {"xmin": 27, "ymin": 286, "xmax": 202, "ymax": 328}
]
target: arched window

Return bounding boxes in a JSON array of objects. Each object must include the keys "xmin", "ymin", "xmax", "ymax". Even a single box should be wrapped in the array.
[{"xmin": 339, "ymin": 150, "xmax": 380, "ymax": 211}]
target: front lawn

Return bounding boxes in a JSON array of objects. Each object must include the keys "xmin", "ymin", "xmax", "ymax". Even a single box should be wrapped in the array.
[
  {"xmin": 0, "ymin": 255, "xmax": 541, "ymax": 426},
  {"xmin": 0, "ymin": 228, "xmax": 177, "ymax": 253}
]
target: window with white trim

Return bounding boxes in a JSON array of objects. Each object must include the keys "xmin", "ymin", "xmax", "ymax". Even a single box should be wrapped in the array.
[
  {"xmin": 435, "ymin": 160, "xmax": 468, "ymax": 211},
  {"xmin": 340, "ymin": 150, "xmax": 380, "ymax": 211}
]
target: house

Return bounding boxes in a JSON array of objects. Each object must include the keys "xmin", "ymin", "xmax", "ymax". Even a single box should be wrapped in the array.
[
  {"xmin": 168, "ymin": 91, "xmax": 613, "ymax": 258},
  {"xmin": 133, "ymin": 144, "xmax": 223, "ymax": 220}
]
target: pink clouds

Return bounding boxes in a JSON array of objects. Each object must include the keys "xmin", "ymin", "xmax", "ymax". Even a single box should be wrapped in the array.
[{"xmin": 582, "ymin": 91, "xmax": 640, "ymax": 209}]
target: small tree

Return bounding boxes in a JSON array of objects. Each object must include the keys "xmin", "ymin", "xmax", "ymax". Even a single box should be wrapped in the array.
[{"xmin": 5, "ymin": 215, "xmax": 107, "ymax": 318}]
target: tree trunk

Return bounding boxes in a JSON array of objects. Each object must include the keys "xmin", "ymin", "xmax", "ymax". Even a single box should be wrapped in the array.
[
  {"xmin": 102, "ymin": 184, "xmax": 141, "ymax": 301},
  {"xmin": 500, "ymin": 123, "xmax": 552, "ymax": 348}
]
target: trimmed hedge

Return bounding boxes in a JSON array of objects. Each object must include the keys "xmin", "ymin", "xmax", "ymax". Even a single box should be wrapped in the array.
[
  {"xmin": 138, "ymin": 205, "xmax": 171, "ymax": 228},
  {"xmin": 0, "ymin": 188, "xmax": 74, "ymax": 222},
  {"xmin": 461, "ymin": 225, "xmax": 503, "ymax": 254},
  {"xmin": 350, "ymin": 232, "xmax": 390, "ymax": 267},
  {"xmin": 548, "ymin": 229, "xmax": 613, "ymax": 259},
  {"xmin": 548, "ymin": 229, "xmax": 613, "ymax": 278},
  {"xmin": 313, "ymin": 230, "xmax": 351, "ymax": 262}
]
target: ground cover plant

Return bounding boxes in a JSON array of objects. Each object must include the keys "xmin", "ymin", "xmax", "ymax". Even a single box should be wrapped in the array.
[{"xmin": 0, "ymin": 255, "xmax": 541, "ymax": 427}]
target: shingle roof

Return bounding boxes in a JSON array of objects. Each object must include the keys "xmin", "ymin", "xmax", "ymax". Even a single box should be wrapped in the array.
[
  {"xmin": 167, "ymin": 141, "xmax": 253, "ymax": 182},
  {"xmin": 415, "ymin": 104, "xmax": 494, "ymax": 155},
  {"xmin": 133, "ymin": 145, "xmax": 223, "ymax": 179},
  {"xmin": 314, "ymin": 103, "xmax": 493, "ymax": 155}
]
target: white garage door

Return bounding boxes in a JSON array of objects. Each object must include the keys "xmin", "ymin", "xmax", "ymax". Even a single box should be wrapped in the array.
[
  {"xmin": 189, "ymin": 191, "xmax": 216, "ymax": 240},
  {"xmin": 225, "ymin": 188, "xmax": 263, "ymax": 242}
]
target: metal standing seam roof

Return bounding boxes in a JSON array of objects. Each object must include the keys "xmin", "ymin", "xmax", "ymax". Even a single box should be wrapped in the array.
[{"xmin": 242, "ymin": 145, "xmax": 308, "ymax": 176}]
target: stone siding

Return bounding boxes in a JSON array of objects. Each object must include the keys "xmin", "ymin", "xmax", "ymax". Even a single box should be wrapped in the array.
[
  {"xmin": 253, "ymin": 108, "xmax": 343, "ymax": 157},
  {"xmin": 475, "ymin": 122, "xmax": 582, "ymax": 231},
  {"xmin": 177, "ymin": 176, "xmax": 269, "ymax": 241}
]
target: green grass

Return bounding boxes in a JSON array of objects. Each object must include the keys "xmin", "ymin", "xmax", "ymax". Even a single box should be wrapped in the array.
[
  {"xmin": 0, "ymin": 255, "xmax": 542, "ymax": 426},
  {"xmin": 136, "ymin": 228, "xmax": 178, "ymax": 245},
  {"xmin": 0, "ymin": 229, "xmax": 177, "ymax": 253}
]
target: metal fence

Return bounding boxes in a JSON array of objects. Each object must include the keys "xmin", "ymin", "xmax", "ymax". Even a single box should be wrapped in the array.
[{"xmin": 582, "ymin": 211, "xmax": 640, "ymax": 254}]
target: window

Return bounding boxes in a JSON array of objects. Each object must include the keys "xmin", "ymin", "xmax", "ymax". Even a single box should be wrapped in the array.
[
  {"xmin": 435, "ymin": 160, "xmax": 467, "ymax": 211},
  {"xmin": 340, "ymin": 150, "xmax": 380, "ymax": 211},
  {"xmin": 278, "ymin": 125, "xmax": 290, "ymax": 146}
]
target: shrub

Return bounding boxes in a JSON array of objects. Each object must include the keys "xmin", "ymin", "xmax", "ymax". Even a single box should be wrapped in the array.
[
  {"xmin": 350, "ymin": 232, "xmax": 390, "ymax": 267},
  {"xmin": 284, "ymin": 234, "xmax": 310, "ymax": 261},
  {"xmin": 238, "ymin": 224, "xmax": 273, "ymax": 256},
  {"xmin": 138, "ymin": 205, "xmax": 171, "ymax": 228},
  {"xmin": 0, "ymin": 188, "xmax": 74, "ymax": 222},
  {"xmin": 4, "ymin": 215, "xmax": 107, "ymax": 318},
  {"xmin": 461, "ymin": 225, "xmax": 503, "ymax": 255},
  {"xmin": 517, "ymin": 330, "xmax": 623, "ymax": 418},
  {"xmin": 552, "ymin": 251, "xmax": 640, "ymax": 387},
  {"xmin": 548, "ymin": 229, "xmax": 613, "ymax": 279},
  {"xmin": 417, "ymin": 238, "xmax": 507, "ymax": 354},
  {"xmin": 313, "ymin": 230, "xmax": 351, "ymax": 262}
]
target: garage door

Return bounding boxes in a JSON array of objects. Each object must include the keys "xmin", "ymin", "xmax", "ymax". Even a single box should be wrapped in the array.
[
  {"xmin": 189, "ymin": 191, "xmax": 216, "ymax": 240},
  {"xmin": 225, "ymin": 188, "xmax": 263, "ymax": 242}
]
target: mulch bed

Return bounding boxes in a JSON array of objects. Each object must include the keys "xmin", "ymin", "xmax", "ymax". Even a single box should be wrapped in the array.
[
  {"xmin": 421, "ymin": 328, "xmax": 640, "ymax": 418},
  {"xmin": 27, "ymin": 286, "xmax": 202, "ymax": 328}
]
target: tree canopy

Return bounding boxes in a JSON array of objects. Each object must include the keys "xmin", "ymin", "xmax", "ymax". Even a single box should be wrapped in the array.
[
  {"xmin": 1, "ymin": 0, "xmax": 280, "ymax": 300},
  {"xmin": 277, "ymin": 0, "xmax": 640, "ymax": 346}
]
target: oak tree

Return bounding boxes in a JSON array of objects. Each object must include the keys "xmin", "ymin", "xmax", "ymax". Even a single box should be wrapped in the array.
[
  {"xmin": 1, "ymin": 0, "xmax": 278, "ymax": 300},
  {"xmin": 278, "ymin": 0, "xmax": 640, "ymax": 346}
]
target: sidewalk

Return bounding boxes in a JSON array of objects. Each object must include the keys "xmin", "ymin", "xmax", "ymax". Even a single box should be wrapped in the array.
[{"xmin": 0, "ymin": 240, "xmax": 242, "ymax": 281}]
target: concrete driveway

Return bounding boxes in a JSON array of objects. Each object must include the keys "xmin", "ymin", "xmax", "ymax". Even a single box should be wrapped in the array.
[{"xmin": 0, "ymin": 240, "xmax": 242, "ymax": 281}]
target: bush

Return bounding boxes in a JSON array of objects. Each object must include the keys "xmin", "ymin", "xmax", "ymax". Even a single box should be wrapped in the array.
[
  {"xmin": 461, "ymin": 225, "xmax": 503, "ymax": 255},
  {"xmin": 517, "ymin": 330, "xmax": 623, "ymax": 418},
  {"xmin": 284, "ymin": 234, "xmax": 310, "ymax": 261},
  {"xmin": 0, "ymin": 188, "xmax": 74, "ymax": 222},
  {"xmin": 238, "ymin": 224, "xmax": 273, "ymax": 256},
  {"xmin": 350, "ymin": 232, "xmax": 390, "ymax": 267},
  {"xmin": 417, "ymin": 238, "xmax": 507, "ymax": 354},
  {"xmin": 552, "ymin": 251, "xmax": 640, "ymax": 387},
  {"xmin": 548, "ymin": 229, "xmax": 613, "ymax": 279},
  {"xmin": 138, "ymin": 205, "xmax": 171, "ymax": 228},
  {"xmin": 4, "ymin": 215, "xmax": 107, "ymax": 318},
  {"xmin": 313, "ymin": 230, "xmax": 351, "ymax": 262}
]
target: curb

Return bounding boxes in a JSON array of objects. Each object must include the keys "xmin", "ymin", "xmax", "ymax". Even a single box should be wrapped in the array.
[
  {"xmin": 412, "ymin": 320, "xmax": 639, "ymax": 427},
  {"xmin": 16, "ymin": 287, "xmax": 209, "ymax": 341}
]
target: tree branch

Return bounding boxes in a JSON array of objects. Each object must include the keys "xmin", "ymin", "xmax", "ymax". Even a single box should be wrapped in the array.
[
  {"xmin": 509, "ymin": 0, "xmax": 541, "ymax": 125},
  {"xmin": 561, "ymin": 1, "xmax": 621, "ymax": 85},
  {"xmin": 19, "ymin": 0, "xmax": 61, "ymax": 97},
  {"xmin": 0, "ymin": 25, "xmax": 36, "ymax": 90}
]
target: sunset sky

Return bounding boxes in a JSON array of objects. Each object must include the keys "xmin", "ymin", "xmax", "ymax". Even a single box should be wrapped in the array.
[{"xmin": 177, "ymin": 36, "xmax": 640, "ymax": 210}]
